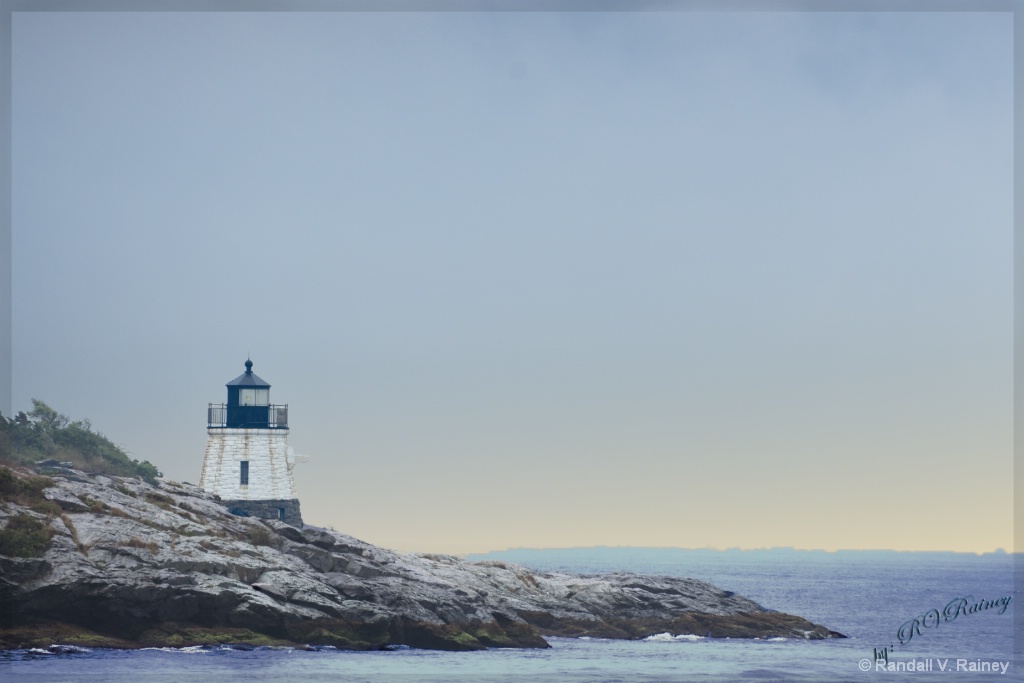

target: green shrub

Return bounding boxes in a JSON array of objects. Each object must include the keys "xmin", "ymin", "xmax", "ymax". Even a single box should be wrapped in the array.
[
  {"xmin": 115, "ymin": 484, "xmax": 137, "ymax": 498},
  {"xmin": 0, "ymin": 466, "xmax": 52, "ymax": 503},
  {"xmin": 29, "ymin": 498, "xmax": 63, "ymax": 517},
  {"xmin": 245, "ymin": 525, "xmax": 277, "ymax": 548},
  {"xmin": 0, "ymin": 401, "xmax": 162, "ymax": 484},
  {"xmin": 123, "ymin": 537, "xmax": 159, "ymax": 555},
  {"xmin": 145, "ymin": 492, "xmax": 174, "ymax": 509},
  {"xmin": 0, "ymin": 466, "xmax": 61, "ymax": 516},
  {"xmin": 0, "ymin": 513, "xmax": 54, "ymax": 557}
]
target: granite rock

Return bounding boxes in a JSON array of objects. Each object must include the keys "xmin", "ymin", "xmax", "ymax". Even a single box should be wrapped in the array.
[{"xmin": 0, "ymin": 467, "xmax": 844, "ymax": 650}]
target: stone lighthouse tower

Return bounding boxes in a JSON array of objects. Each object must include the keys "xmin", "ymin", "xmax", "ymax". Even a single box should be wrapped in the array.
[{"xmin": 200, "ymin": 359, "xmax": 302, "ymax": 526}]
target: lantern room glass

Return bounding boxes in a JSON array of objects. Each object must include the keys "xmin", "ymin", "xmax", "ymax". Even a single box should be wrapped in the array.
[{"xmin": 239, "ymin": 389, "xmax": 269, "ymax": 406}]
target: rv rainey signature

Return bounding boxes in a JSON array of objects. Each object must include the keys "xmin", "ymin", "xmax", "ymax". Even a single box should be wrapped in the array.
[{"xmin": 897, "ymin": 594, "xmax": 1012, "ymax": 645}]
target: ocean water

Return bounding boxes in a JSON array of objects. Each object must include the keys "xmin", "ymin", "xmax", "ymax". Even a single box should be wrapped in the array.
[{"xmin": 3, "ymin": 550, "xmax": 1018, "ymax": 682}]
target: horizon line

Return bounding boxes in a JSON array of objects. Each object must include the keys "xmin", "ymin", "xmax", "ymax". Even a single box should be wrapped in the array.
[{"xmin": 460, "ymin": 545, "xmax": 1018, "ymax": 556}]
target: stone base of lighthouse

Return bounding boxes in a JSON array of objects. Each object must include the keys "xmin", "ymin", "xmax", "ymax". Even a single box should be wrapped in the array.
[
  {"xmin": 221, "ymin": 497, "xmax": 303, "ymax": 527},
  {"xmin": 200, "ymin": 428, "xmax": 303, "ymax": 527}
]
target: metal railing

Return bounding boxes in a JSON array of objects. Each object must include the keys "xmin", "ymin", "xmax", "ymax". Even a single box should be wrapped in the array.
[{"xmin": 208, "ymin": 403, "xmax": 288, "ymax": 429}]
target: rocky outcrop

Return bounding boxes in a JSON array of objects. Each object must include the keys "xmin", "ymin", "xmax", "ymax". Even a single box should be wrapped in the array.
[{"xmin": 0, "ymin": 467, "xmax": 844, "ymax": 650}]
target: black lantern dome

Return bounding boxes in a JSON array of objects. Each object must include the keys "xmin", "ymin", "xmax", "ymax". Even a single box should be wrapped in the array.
[
  {"xmin": 208, "ymin": 359, "xmax": 288, "ymax": 429},
  {"xmin": 226, "ymin": 359, "xmax": 271, "ymax": 406}
]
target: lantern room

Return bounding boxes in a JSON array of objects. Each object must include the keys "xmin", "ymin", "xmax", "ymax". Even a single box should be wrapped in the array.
[{"xmin": 208, "ymin": 359, "xmax": 288, "ymax": 429}]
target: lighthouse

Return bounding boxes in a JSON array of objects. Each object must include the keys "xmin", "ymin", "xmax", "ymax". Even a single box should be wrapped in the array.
[{"xmin": 200, "ymin": 359, "xmax": 303, "ymax": 526}]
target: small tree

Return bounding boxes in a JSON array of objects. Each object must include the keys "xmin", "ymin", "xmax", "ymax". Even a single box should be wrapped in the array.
[{"xmin": 29, "ymin": 400, "xmax": 69, "ymax": 431}]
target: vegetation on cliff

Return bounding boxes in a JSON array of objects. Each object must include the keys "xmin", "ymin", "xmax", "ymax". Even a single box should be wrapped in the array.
[{"xmin": 0, "ymin": 400, "xmax": 160, "ymax": 484}]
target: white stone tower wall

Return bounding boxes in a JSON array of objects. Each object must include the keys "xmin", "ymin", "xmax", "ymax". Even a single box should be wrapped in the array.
[{"xmin": 200, "ymin": 429, "xmax": 296, "ymax": 500}]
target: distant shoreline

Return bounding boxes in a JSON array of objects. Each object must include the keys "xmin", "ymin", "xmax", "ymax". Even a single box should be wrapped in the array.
[{"xmin": 466, "ymin": 547, "xmax": 1018, "ymax": 561}]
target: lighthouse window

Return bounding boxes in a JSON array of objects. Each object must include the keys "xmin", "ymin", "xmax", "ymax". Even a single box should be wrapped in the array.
[
  {"xmin": 240, "ymin": 461, "xmax": 249, "ymax": 485},
  {"xmin": 239, "ymin": 389, "xmax": 269, "ymax": 406}
]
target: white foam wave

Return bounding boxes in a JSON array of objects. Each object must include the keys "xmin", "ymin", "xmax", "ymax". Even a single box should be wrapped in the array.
[{"xmin": 643, "ymin": 632, "xmax": 704, "ymax": 642}]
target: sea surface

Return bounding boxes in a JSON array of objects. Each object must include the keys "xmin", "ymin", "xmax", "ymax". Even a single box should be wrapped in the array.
[{"xmin": 3, "ymin": 549, "xmax": 1018, "ymax": 682}]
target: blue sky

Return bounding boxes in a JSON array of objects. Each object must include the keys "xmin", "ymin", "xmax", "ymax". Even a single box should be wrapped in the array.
[{"xmin": 11, "ymin": 9, "xmax": 1013, "ymax": 553}]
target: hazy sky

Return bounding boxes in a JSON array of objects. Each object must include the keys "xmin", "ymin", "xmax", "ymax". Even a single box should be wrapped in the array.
[{"xmin": 10, "ymin": 9, "xmax": 1013, "ymax": 554}]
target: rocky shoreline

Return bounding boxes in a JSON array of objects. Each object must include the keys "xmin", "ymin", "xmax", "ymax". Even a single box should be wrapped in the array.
[{"xmin": 0, "ymin": 466, "xmax": 844, "ymax": 650}]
